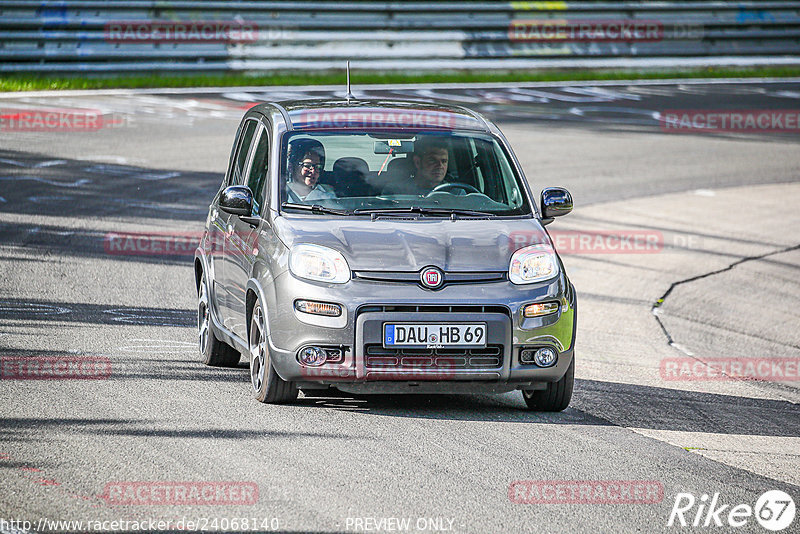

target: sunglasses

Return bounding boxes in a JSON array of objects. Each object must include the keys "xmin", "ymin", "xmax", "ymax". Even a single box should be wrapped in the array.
[{"xmin": 300, "ymin": 162, "xmax": 323, "ymax": 171}]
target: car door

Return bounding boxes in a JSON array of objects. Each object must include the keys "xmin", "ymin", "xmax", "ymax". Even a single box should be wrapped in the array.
[
  {"xmin": 217, "ymin": 117, "xmax": 259, "ymax": 333},
  {"xmin": 207, "ymin": 120, "xmax": 246, "ymax": 325},
  {"xmin": 224, "ymin": 120, "xmax": 271, "ymax": 340}
]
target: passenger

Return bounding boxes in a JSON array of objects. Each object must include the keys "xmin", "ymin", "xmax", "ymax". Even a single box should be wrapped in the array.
[
  {"xmin": 286, "ymin": 138, "xmax": 336, "ymax": 202},
  {"xmin": 382, "ymin": 137, "xmax": 450, "ymax": 195}
]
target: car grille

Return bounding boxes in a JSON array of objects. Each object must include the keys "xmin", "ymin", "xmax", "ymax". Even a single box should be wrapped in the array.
[
  {"xmin": 364, "ymin": 344, "xmax": 503, "ymax": 370},
  {"xmin": 353, "ymin": 271, "xmax": 507, "ymax": 288},
  {"xmin": 358, "ymin": 304, "xmax": 510, "ymax": 316}
]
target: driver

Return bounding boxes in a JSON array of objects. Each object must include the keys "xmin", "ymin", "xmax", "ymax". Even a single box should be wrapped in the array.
[
  {"xmin": 286, "ymin": 138, "xmax": 336, "ymax": 202},
  {"xmin": 382, "ymin": 137, "xmax": 450, "ymax": 195}
]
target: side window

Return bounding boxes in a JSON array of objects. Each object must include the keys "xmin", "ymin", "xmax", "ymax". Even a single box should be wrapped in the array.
[
  {"xmin": 228, "ymin": 119, "xmax": 258, "ymax": 186},
  {"xmin": 246, "ymin": 126, "xmax": 270, "ymax": 216}
]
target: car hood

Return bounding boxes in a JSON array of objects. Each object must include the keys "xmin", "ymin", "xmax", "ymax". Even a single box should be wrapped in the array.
[{"xmin": 273, "ymin": 216, "xmax": 551, "ymax": 272}]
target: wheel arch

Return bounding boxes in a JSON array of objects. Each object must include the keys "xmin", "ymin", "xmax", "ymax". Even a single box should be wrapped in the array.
[
  {"xmin": 194, "ymin": 257, "xmax": 204, "ymax": 292},
  {"xmin": 194, "ymin": 249, "xmax": 210, "ymax": 293},
  {"xmin": 246, "ymin": 278, "xmax": 271, "ymax": 341}
]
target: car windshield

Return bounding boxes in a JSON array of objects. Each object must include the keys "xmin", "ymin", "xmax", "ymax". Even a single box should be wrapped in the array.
[{"xmin": 280, "ymin": 130, "xmax": 531, "ymax": 216}]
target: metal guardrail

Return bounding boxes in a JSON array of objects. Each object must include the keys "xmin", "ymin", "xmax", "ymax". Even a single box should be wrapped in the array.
[{"xmin": 0, "ymin": 1, "xmax": 799, "ymax": 73}]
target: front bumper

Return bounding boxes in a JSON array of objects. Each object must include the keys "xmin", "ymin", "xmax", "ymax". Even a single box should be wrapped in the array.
[{"xmin": 264, "ymin": 270, "xmax": 576, "ymax": 392}]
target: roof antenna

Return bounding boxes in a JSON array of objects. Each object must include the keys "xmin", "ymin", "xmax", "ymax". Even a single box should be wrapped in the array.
[{"xmin": 345, "ymin": 60, "xmax": 355, "ymax": 102}]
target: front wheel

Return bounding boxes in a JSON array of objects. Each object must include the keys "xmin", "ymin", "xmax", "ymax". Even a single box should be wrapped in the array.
[
  {"xmin": 522, "ymin": 356, "xmax": 574, "ymax": 412},
  {"xmin": 249, "ymin": 301, "xmax": 298, "ymax": 404}
]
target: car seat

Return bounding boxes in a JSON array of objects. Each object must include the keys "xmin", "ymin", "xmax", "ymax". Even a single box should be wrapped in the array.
[{"xmin": 330, "ymin": 157, "xmax": 373, "ymax": 197}]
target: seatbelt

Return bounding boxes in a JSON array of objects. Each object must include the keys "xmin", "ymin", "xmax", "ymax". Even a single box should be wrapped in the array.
[{"xmin": 286, "ymin": 186, "xmax": 303, "ymax": 203}]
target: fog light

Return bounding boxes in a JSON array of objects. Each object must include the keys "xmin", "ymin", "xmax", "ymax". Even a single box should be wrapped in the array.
[
  {"xmin": 295, "ymin": 300, "xmax": 342, "ymax": 317},
  {"xmin": 534, "ymin": 347, "xmax": 557, "ymax": 367},
  {"xmin": 520, "ymin": 347, "xmax": 558, "ymax": 367},
  {"xmin": 522, "ymin": 302, "xmax": 559, "ymax": 318},
  {"xmin": 298, "ymin": 346, "xmax": 326, "ymax": 366}
]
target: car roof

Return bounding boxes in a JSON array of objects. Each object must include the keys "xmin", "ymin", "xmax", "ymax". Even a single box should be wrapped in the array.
[{"xmin": 251, "ymin": 99, "xmax": 490, "ymax": 132}]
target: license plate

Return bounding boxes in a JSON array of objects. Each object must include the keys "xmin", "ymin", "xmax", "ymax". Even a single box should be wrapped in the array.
[{"xmin": 383, "ymin": 323, "xmax": 487, "ymax": 348}]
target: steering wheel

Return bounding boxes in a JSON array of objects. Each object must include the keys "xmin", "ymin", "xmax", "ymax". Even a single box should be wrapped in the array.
[{"xmin": 427, "ymin": 182, "xmax": 480, "ymax": 196}]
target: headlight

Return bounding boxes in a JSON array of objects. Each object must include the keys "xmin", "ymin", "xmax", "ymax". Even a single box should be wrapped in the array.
[
  {"xmin": 289, "ymin": 244, "xmax": 350, "ymax": 284},
  {"xmin": 509, "ymin": 244, "xmax": 558, "ymax": 285}
]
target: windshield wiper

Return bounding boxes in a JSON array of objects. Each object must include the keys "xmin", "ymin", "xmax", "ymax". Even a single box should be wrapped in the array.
[
  {"xmin": 353, "ymin": 207, "xmax": 496, "ymax": 219},
  {"xmin": 281, "ymin": 203, "xmax": 352, "ymax": 216}
]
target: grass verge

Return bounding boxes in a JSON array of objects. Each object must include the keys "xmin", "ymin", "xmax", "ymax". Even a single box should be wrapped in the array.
[{"xmin": 2, "ymin": 66, "xmax": 800, "ymax": 92}]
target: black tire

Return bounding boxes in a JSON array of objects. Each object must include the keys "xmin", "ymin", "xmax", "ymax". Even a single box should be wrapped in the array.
[
  {"xmin": 198, "ymin": 273, "xmax": 240, "ymax": 367},
  {"xmin": 249, "ymin": 301, "xmax": 298, "ymax": 404},
  {"xmin": 522, "ymin": 356, "xmax": 574, "ymax": 412}
]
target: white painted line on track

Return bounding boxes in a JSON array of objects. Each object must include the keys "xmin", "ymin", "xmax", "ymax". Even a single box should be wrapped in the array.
[
  {"xmin": 104, "ymin": 308, "xmax": 191, "ymax": 327},
  {"xmin": 28, "ymin": 195, "xmax": 73, "ymax": 204},
  {"xmin": 694, "ymin": 189, "xmax": 717, "ymax": 197},
  {"xmin": 0, "ymin": 302, "xmax": 71, "ymax": 316},
  {"xmin": 0, "ymin": 158, "xmax": 66, "ymax": 168},
  {"xmin": 33, "ymin": 160, "xmax": 67, "ymax": 168},
  {"xmin": 670, "ymin": 342, "xmax": 696, "ymax": 357},
  {"xmin": 82, "ymin": 155, "xmax": 129, "ymax": 164},
  {"xmin": 117, "ymin": 339, "xmax": 195, "ymax": 354},
  {"xmin": 0, "ymin": 176, "xmax": 91, "ymax": 187}
]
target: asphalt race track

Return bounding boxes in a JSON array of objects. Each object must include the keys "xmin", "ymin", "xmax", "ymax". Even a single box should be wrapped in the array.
[{"xmin": 1, "ymin": 80, "xmax": 799, "ymax": 533}]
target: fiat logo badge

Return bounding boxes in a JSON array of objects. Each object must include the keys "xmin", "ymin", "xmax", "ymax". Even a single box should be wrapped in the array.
[{"xmin": 420, "ymin": 266, "xmax": 444, "ymax": 289}]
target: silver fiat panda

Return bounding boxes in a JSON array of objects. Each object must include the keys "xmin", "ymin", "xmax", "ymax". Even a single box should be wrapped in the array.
[{"xmin": 195, "ymin": 99, "xmax": 576, "ymax": 411}]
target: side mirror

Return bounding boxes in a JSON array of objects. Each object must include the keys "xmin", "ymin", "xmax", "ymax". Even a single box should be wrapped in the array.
[
  {"xmin": 540, "ymin": 187, "xmax": 573, "ymax": 224},
  {"xmin": 219, "ymin": 185, "xmax": 253, "ymax": 216}
]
